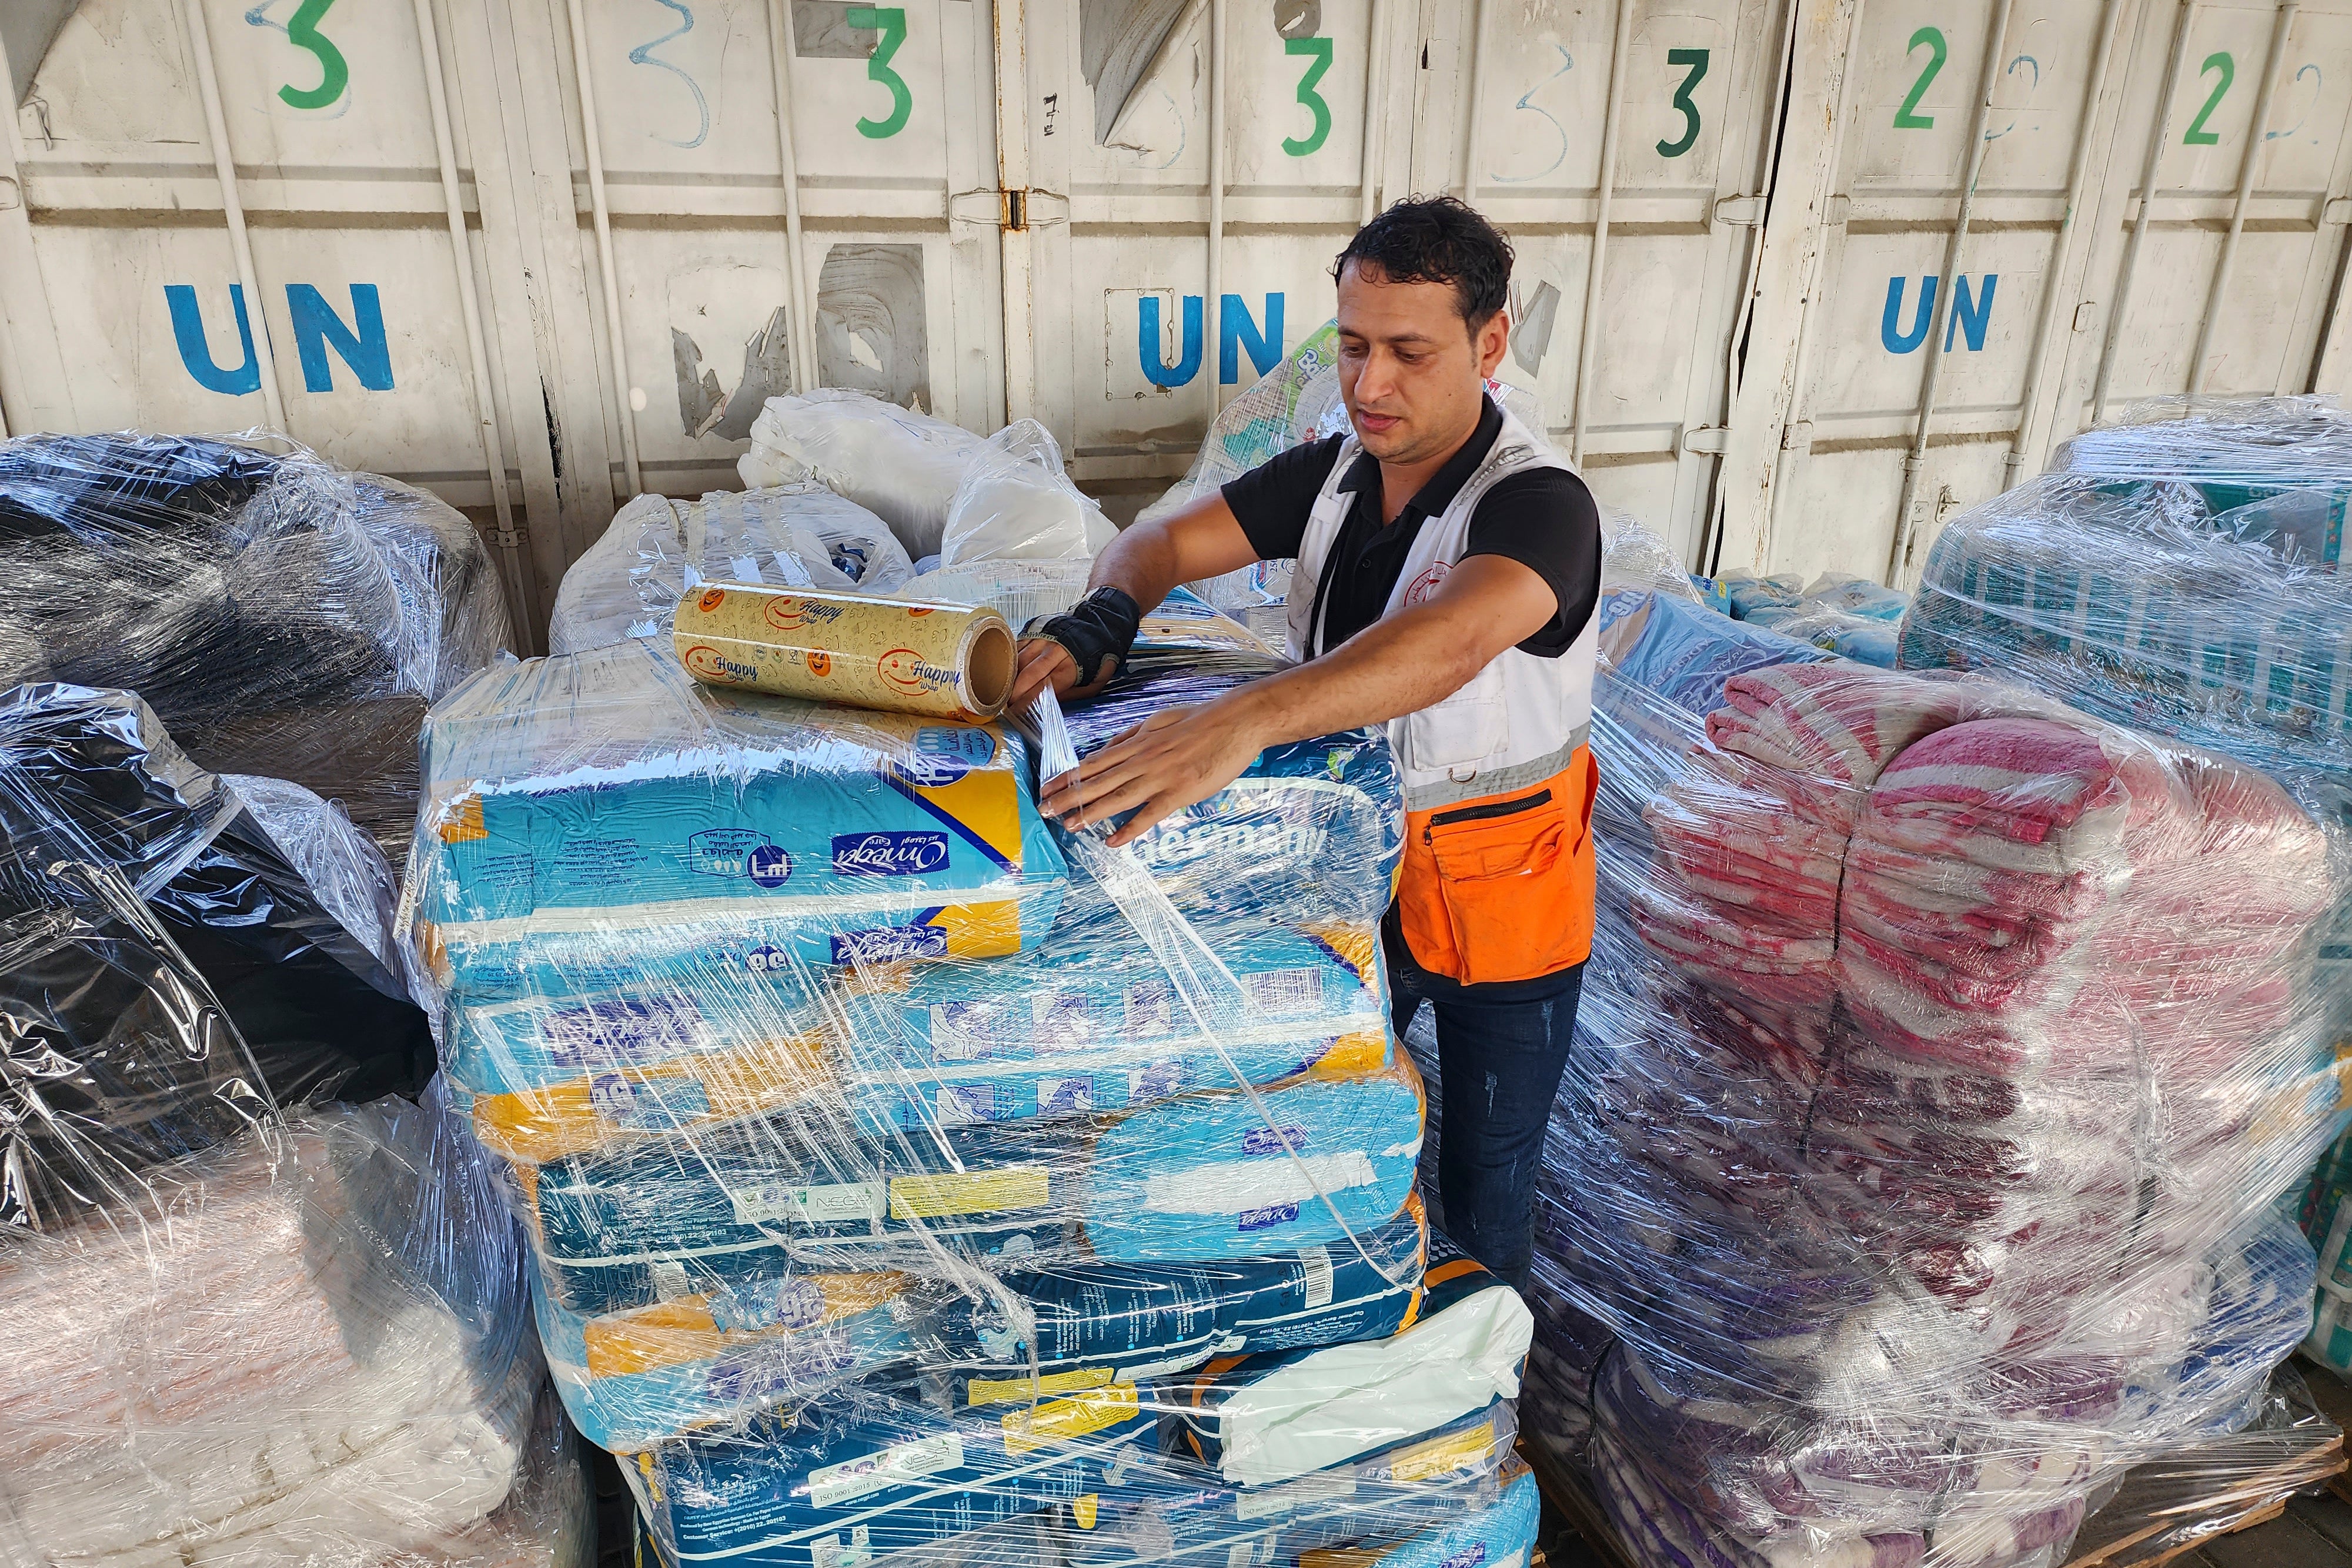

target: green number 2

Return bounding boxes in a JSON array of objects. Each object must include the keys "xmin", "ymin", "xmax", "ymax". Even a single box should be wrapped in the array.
[
  {"xmin": 276, "ymin": 0, "xmax": 349, "ymax": 111},
  {"xmin": 847, "ymin": 6, "xmax": 911, "ymax": 139},
  {"xmin": 1282, "ymin": 36, "xmax": 1334, "ymax": 156},
  {"xmin": 1893, "ymin": 25, "xmax": 1945, "ymax": 128},
  {"xmin": 2184, "ymin": 51, "xmax": 2233, "ymax": 144},
  {"xmin": 1656, "ymin": 46, "xmax": 1709, "ymax": 157}
]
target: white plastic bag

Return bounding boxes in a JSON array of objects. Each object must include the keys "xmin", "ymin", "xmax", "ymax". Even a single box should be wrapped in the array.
[
  {"xmin": 939, "ymin": 421, "xmax": 1117, "ymax": 567},
  {"xmin": 740, "ymin": 390, "xmax": 990, "ymax": 559}
]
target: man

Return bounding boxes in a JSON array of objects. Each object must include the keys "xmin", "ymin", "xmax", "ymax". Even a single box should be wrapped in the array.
[{"xmin": 1010, "ymin": 196, "xmax": 1601, "ymax": 1290}]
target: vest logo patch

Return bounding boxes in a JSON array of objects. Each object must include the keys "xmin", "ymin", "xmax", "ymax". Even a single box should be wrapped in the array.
[{"xmin": 1402, "ymin": 561, "xmax": 1451, "ymax": 607}]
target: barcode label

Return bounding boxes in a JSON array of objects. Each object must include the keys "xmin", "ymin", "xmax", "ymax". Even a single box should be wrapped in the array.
[
  {"xmin": 1299, "ymin": 1246, "xmax": 1334, "ymax": 1310},
  {"xmin": 1242, "ymin": 966, "xmax": 1323, "ymax": 1016}
]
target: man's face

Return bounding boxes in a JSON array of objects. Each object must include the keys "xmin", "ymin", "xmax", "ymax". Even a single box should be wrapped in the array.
[{"xmin": 1335, "ymin": 262, "xmax": 1510, "ymax": 466}]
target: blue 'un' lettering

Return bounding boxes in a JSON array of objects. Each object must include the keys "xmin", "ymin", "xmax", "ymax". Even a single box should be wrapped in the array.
[
  {"xmin": 1881, "ymin": 275, "xmax": 1999, "ymax": 355},
  {"xmin": 1138, "ymin": 293, "xmax": 1287, "ymax": 387},
  {"xmin": 168, "ymin": 283, "xmax": 395, "ymax": 394}
]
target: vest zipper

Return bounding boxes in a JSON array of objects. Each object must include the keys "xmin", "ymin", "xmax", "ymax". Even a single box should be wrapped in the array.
[{"xmin": 1422, "ymin": 787, "xmax": 1553, "ymax": 841}]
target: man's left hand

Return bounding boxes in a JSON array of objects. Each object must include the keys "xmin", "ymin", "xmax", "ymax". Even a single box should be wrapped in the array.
[{"xmin": 1038, "ymin": 701, "xmax": 1264, "ymax": 847}]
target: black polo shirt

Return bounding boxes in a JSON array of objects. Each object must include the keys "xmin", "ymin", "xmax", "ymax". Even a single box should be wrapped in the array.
[{"xmin": 1220, "ymin": 396, "xmax": 1601, "ymax": 658}]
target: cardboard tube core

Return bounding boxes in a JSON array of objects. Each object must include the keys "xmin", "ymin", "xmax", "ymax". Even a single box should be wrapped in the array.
[{"xmin": 967, "ymin": 623, "xmax": 1015, "ymax": 713}]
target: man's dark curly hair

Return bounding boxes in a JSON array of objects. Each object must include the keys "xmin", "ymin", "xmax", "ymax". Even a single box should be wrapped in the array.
[{"xmin": 1331, "ymin": 196, "xmax": 1514, "ymax": 333}]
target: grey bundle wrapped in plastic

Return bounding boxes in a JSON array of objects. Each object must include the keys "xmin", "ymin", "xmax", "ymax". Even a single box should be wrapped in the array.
[
  {"xmin": 407, "ymin": 589, "xmax": 1536, "ymax": 1562},
  {"xmin": 0, "ymin": 431, "xmax": 513, "ymax": 860},
  {"xmin": 1495, "ymin": 527, "xmax": 2344, "ymax": 1568}
]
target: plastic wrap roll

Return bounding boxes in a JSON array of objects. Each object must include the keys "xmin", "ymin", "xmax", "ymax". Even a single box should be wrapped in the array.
[{"xmin": 674, "ymin": 583, "xmax": 1015, "ymax": 719}]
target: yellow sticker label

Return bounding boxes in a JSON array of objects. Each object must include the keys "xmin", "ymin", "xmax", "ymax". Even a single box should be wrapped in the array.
[
  {"xmin": 438, "ymin": 796, "xmax": 487, "ymax": 844},
  {"xmin": 1070, "ymin": 1495, "xmax": 1100, "ymax": 1531},
  {"xmin": 890, "ymin": 1166, "xmax": 1050, "ymax": 1219},
  {"xmin": 965, "ymin": 1365, "xmax": 1115, "ymax": 1409},
  {"xmin": 1387, "ymin": 1419, "xmax": 1496, "ymax": 1484},
  {"xmin": 1000, "ymin": 1383, "xmax": 1139, "ymax": 1455}
]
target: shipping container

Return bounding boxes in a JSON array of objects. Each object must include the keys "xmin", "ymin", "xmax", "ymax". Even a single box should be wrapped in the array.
[{"xmin": 8, "ymin": 0, "xmax": 2352, "ymax": 641}]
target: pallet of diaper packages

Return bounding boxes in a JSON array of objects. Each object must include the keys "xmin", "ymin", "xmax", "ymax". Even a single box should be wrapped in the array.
[
  {"xmin": 614, "ymin": 1243, "xmax": 1533, "ymax": 1566},
  {"xmin": 1499, "ymin": 527, "xmax": 2350, "ymax": 1568}
]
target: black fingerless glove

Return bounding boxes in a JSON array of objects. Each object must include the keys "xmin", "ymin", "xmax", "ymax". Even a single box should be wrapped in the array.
[{"xmin": 1026, "ymin": 587, "xmax": 1144, "ymax": 688}]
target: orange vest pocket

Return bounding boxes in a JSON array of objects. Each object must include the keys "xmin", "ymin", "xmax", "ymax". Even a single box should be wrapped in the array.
[{"xmin": 1396, "ymin": 760, "xmax": 1598, "ymax": 985}]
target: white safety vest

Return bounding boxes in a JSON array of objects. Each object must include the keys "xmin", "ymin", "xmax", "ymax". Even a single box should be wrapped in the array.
[{"xmin": 1285, "ymin": 402, "xmax": 1598, "ymax": 815}]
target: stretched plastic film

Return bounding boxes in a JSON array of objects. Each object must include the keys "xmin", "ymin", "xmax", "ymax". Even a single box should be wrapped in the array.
[
  {"xmin": 0, "ymin": 431, "xmax": 513, "ymax": 861},
  {"xmin": 673, "ymin": 584, "xmax": 1016, "ymax": 718},
  {"xmin": 0, "ymin": 721, "xmax": 562, "ymax": 1563},
  {"xmin": 407, "ymin": 587, "xmax": 1531, "ymax": 1564},
  {"xmin": 1484, "ymin": 519, "xmax": 2345, "ymax": 1568}
]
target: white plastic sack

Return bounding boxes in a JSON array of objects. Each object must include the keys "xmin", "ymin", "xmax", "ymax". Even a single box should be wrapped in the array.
[
  {"xmin": 547, "ymin": 483, "xmax": 911, "ymax": 655},
  {"xmin": 939, "ymin": 421, "xmax": 1117, "ymax": 567},
  {"xmin": 740, "ymin": 390, "xmax": 991, "ymax": 559}
]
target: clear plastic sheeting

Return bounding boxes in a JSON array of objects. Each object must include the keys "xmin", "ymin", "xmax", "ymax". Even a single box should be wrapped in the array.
[
  {"xmin": 1495, "ymin": 520, "xmax": 2344, "ymax": 1568},
  {"xmin": 406, "ymin": 587, "xmax": 1535, "ymax": 1562},
  {"xmin": 0, "ymin": 431, "xmax": 513, "ymax": 861},
  {"xmin": 548, "ymin": 486, "xmax": 915, "ymax": 657},
  {"xmin": 1902, "ymin": 400, "xmax": 2352, "ymax": 810},
  {"xmin": 0, "ymin": 682, "xmax": 434, "ymax": 1119},
  {"xmin": 939, "ymin": 422, "xmax": 1117, "ymax": 568}
]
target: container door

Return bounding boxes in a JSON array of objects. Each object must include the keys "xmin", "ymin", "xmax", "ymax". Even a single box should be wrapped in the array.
[
  {"xmin": 1409, "ymin": 0, "xmax": 1795, "ymax": 563},
  {"xmin": 525, "ymin": 0, "xmax": 1005, "ymax": 509},
  {"xmin": 0, "ymin": 0, "xmax": 558, "ymax": 633}
]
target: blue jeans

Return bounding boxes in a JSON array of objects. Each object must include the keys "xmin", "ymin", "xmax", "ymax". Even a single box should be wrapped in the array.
[{"xmin": 1387, "ymin": 924, "xmax": 1584, "ymax": 1291}]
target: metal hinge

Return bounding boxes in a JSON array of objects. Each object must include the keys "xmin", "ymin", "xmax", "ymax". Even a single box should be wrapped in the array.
[
  {"xmin": 1781, "ymin": 420, "xmax": 1814, "ymax": 452},
  {"xmin": 490, "ymin": 529, "xmax": 527, "ymax": 550},
  {"xmin": 950, "ymin": 187, "xmax": 1069, "ymax": 229},
  {"xmin": 1681, "ymin": 425, "xmax": 1731, "ymax": 454}
]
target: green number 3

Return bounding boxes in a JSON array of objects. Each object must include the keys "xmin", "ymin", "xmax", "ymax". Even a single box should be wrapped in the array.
[
  {"xmin": 847, "ymin": 6, "xmax": 911, "ymax": 139},
  {"xmin": 277, "ymin": 0, "xmax": 349, "ymax": 111},
  {"xmin": 2184, "ymin": 51, "xmax": 2233, "ymax": 145},
  {"xmin": 1656, "ymin": 46, "xmax": 1708, "ymax": 157},
  {"xmin": 1283, "ymin": 36, "xmax": 1334, "ymax": 156}
]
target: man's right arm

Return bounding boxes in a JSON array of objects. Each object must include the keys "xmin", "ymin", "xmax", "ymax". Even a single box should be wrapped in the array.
[{"xmin": 1008, "ymin": 492, "xmax": 1261, "ymax": 708}]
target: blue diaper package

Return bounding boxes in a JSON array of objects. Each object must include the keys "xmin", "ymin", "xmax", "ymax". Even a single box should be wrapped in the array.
[
  {"xmin": 530, "ymin": 1057, "xmax": 1424, "ymax": 1313},
  {"xmin": 413, "ymin": 640, "xmax": 1066, "ymax": 1001},
  {"xmin": 1064, "ymin": 1400, "xmax": 1522, "ymax": 1567},
  {"xmin": 1054, "ymin": 648, "xmax": 1402, "ymax": 929},
  {"xmin": 837, "ymin": 912, "xmax": 1391, "ymax": 1135},
  {"xmin": 914, "ymin": 1193, "xmax": 1428, "ymax": 1398},
  {"xmin": 1078, "ymin": 1057, "xmax": 1424, "ymax": 1263},
  {"xmin": 629, "ymin": 1379, "xmax": 1154, "ymax": 1566},
  {"xmin": 538, "ymin": 1265, "xmax": 915, "ymax": 1452}
]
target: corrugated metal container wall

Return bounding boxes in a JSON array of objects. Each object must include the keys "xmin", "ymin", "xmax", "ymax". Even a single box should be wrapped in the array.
[
  {"xmin": 1016, "ymin": 0, "xmax": 1792, "ymax": 564},
  {"xmin": 1722, "ymin": 0, "xmax": 2352, "ymax": 589},
  {"xmin": 14, "ymin": 0, "xmax": 2352, "ymax": 637}
]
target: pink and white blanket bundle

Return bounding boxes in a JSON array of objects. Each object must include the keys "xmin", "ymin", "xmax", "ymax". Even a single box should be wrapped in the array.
[{"xmin": 1639, "ymin": 664, "xmax": 2332, "ymax": 1333}]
